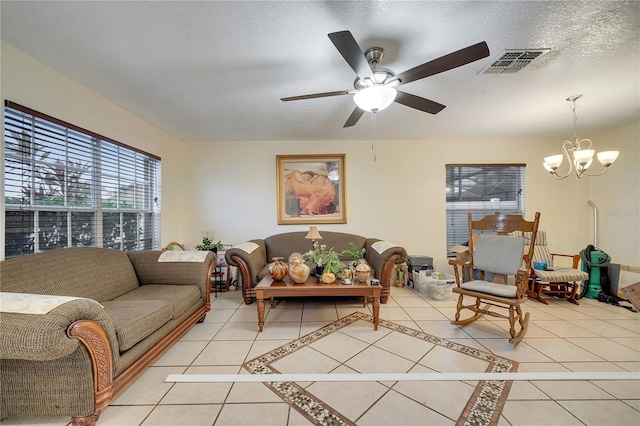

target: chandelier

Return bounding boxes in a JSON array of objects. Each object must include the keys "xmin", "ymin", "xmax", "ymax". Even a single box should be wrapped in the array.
[{"xmin": 543, "ymin": 95, "xmax": 619, "ymax": 179}]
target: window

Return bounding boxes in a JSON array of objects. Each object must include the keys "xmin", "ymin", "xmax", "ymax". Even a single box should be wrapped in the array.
[
  {"xmin": 446, "ymin": 164, "xmax": 525, "ymax": 252},
  {"xmin": 3, "ymin": 101, "xmax": 161, "ymax": 258}
]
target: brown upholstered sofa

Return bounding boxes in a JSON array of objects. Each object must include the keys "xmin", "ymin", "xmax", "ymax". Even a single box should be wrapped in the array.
[
  {"xmin": 225, "ymin": 231, "xmax": 407, "ymax": 304},
  {"xmin": 0, "ymin": 247, "xmax": 215, "ymax": 426}
]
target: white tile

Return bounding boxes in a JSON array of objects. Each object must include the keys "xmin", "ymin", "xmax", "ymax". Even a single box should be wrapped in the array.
[
  {"xmin": 193, "ymin": 340, "xmax": 253, "ymax": 365},
  {"xmin": 141, "ymin": 404, "xmax": 221, "ymax": 425},
  {"xmin": 212, "ymin": 321, "xmax": 260, "ymax": 340},
  {"xmin": 501, "ymin": 400, "xmax": 584, "ymax": 425},
  {"xmin": 265, "ymin": 308, "xmax": 303, "ymax": 322},
  {"xmin": 414, "ymin": 320, "xmax": 470, "ymax": 338},
  {"xmin": 557, "ymin": 400, "xmax": 640, "ymax": 425},
  {"xmin": 478, "ymin": 339, "xmax": 554, "ymax": 363},
  {"xmin": 404, "ymin": 306, "xmax": 449, "ymax": 320},
  {"xmin": 525, "ymin": 338, "xmax": 605, "ymax": 362},
  {"xmin": 305, "ymin": 380, "xmax": 389, "ymax": 421},
  {"xmin": 507, "ymin": 381, "xmax": 551, "ymax": 400},
  {"xmin": 256, "ymin": 322, "xmax": 301, "ymax": 340},
  {"xmin": 530, "ymin": 380, "xmax": 616, "ymax": 400},
  {"xmin": 215, "ymin": 402, "xmax": 290, "ymax": 425},
  {"xmin": 112, "ymin": 366, "xmax": 185, "ymax": 405},
  {"xmin": 357, "ymin": 389, "xmax": 452, "ymax": 425},
  {"xmin": 568, "ymin": 319, "xmax": 638, "ymax": 337},
  {"xmin": 152, "ymin": 340, "xmax": 208, "ymax": 366},
  {"xmin": 270, "ymin": 345, "xmax": 341, "ymax": 374},
  {"xmin": 566, "ymin": 337, "xmax": 640, "ymax": 362},
  {"xmin": 418, "ymin": 345, "xmax": 489, "ymax": 373},
  {"xmin": 180, "ymin": 321, "xmax": 224, "ymax": 340},
  {"xmin": 309, "ymin": 329, "xmax": 370, "ymax": 362},
  {"xmin": 98, "ymin": 405, "xmax": 154, "ymax": 426},
  {"xmin": 373, "ymin": 330, "xmax": 436, "ymax": 362},
  {"xmin": 590, "ymin": 380, "xmax": 640, "ymax": 399},
  {"xmin": 346, "ymin": 345, "xmax": 415, "ymax": 374}
]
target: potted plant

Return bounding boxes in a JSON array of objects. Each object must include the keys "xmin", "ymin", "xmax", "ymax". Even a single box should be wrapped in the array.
[
  {"xmin": 341, "ymin": 242, "xmax": 365, "ymax": 263},
  {"xmin": 195, "ymin": 231, "xmax": 223, "ymax": 253},
  {"xmin": 319, "ymin": 248, "xmax": 345, "ymax": 284},
  {"xmin": 342, "ymin": 242, "xmax": 370, "ymax": 282}
]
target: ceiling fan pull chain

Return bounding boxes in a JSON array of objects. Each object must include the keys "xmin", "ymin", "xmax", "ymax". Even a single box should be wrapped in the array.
[{"xmin": 372, "ymin": 112, "xmax": 377, "ymax": 162}]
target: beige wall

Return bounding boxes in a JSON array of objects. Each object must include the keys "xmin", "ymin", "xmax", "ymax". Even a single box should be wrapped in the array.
[{"xmin": 2, "ymin": 40, "xmax": 639, "ymax": 287}]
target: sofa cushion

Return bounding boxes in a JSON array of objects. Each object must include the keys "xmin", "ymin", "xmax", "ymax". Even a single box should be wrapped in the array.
[
  {"xmin": 0, "ymin": 247, "xmax": 139, "ymax": 302},
  {"xmin": 112, "ymin": 285, "xmax": 201, "ymax": 319},
  {"xmin": 102, "ymin": 300, "xmax": 172, "ymax": 351}
]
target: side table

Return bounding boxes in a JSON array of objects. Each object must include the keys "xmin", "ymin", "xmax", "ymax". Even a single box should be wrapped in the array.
[{"xmin": 210, "ymin": 264, "xmax": 230, "ymax": 296}]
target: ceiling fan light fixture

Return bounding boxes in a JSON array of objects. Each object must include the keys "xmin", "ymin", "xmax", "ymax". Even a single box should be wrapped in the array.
[{"xmin": 353, "ymin": 85, "xmax": 397, "ymax": 112}]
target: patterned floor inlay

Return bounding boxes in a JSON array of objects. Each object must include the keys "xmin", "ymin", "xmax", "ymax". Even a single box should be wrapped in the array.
[{"xmin": 243, "ymin": 312, "xmax": 518, "ymax": 426}]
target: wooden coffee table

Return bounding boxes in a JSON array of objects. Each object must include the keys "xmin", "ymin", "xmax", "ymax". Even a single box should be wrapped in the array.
[{"xmin": 255, "ymin": 274, "xmax": 380, "ymax": 332}]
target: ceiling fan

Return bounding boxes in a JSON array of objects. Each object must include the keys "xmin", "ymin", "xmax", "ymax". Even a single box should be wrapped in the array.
[{"xmin": 281, "ymin": 30, "xmax": 490, "ymax": 128}]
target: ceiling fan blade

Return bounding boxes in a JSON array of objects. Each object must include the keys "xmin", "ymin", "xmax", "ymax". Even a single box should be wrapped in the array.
[
  {"xmin": 394, "ymin": 41, "xmax": 490, "ymax": 86},
  {"xmin": 328, "ymin": 31, "xmax": 374, "ymax": 79},
  {"xmin": 395, "ymin": 91, "xmax": 446, "ymax": 114},
  {"xmin": 344, "ymin": 107, "xmax": 365, "ymax": 128},
  {"xmin": 281, "ymin": 90, "xmax": 350, "ymax": 102}
]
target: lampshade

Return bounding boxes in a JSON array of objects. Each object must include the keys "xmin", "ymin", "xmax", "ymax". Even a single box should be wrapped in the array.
[
  {"xmin": 572, "ymin": 149, "xmax": 594, "ymax": 165},
  {"xmin": 597, "ymin": 150, "xmax": 619, "ymax": 166},
  {"xmin": 543, "ymin": 154, "xmax": 564, "ymax": 169},
  {"xmin": 305, "ymin": 226, "xmax": 322, "ymax": 240},
  {"xmin": 353, "ymin": 85, "xmax": 397, "ymax": 112}
]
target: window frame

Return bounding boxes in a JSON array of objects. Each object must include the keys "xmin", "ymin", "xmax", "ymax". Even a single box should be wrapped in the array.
[
  {"xmin": 3, "ymin": 101, "xmax": 161, "ymax": 258},
  {"xmin": 445, "ymin": 163, "xmax": 526, "ymax": 254}
]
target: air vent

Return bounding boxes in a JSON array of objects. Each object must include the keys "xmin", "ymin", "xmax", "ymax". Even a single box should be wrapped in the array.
[{"xmin": 480, "ymin": 49, "xmax": 550, "ymax": 74}]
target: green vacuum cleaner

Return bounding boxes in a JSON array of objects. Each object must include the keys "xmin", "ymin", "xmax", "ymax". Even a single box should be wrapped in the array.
[{"xmin": 579, "ymin": 245, "xmax": 611, "ymax": 299}]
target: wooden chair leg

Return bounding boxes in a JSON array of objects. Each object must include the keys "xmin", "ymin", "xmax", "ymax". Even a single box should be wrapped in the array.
[
  {"xmin": 451, "ymin": 295, "xmax": 483, "ymax": 325},
  {"xmin": 509, "ymin": 306, "xmax": 529, "ymax": 345}
]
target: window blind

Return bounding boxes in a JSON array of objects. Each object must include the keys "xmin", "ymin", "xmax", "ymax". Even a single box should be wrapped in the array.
[
  {"xmin": 445, "ymin": 164, "xmax": 525, "ymax": 253},
  {"xmin": 3, "ymin": 101, "xmax": 161, "ymax": 258}
]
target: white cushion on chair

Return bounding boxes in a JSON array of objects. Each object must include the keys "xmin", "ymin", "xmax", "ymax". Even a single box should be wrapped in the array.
[
  {"xmin": 474, "ymin": 235, "xmax": 525, "ymax": 275},
  {"xmin": 533, "ymin": 268, "xmax": 588, "ymax": 282},
  {"xmin": 461, "ymin": 280, "xmax": 518, "ymax": 298}
]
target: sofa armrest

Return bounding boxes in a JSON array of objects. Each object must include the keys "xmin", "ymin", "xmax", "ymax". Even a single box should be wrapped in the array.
[
  {"xmin": 0, "ymin": 297, "xmax": 116, "ymax": 362},
  {"xmin": 365, "ymin": 239, "xmax": 408, "ymax": 303},
  {"xmin": 225, "ymin": 240, "xmax": 267, "ymax": 304},
  {"xmin": 127, "ymin": 251, "xmax": 215, "ymax": 298}
]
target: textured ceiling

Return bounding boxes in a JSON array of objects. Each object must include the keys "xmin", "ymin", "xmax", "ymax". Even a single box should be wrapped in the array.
[{"xmin": 1, "ymin": 1, "xmax": 639, "ymax": 141}]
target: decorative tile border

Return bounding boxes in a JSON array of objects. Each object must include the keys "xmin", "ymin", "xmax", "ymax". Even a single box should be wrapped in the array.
[{"xmin": 243, "ymin": 312, "xmax": 517, "ymax": 426}]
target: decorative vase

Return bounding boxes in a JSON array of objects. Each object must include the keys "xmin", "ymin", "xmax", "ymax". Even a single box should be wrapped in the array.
[
  {"xmin": 289, "ymin": 259, "xmax": 310, "ymax": 283},
  {"xmin": 354, "ymin": 260, "xmax": 371, "ymax": 283},
  {"xmin": 268, "ymin": 257, "xmax": 288, "ymax": 281},
  {"xmin": 314, "ymin": 265, "xmax": 324, "ymax": 277},
  {"xmin": 321, "ymin": 271, "xmax": 336, "ymax": 284}
]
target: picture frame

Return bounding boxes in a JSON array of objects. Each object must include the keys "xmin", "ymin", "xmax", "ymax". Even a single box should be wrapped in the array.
[{"xmin": 276, "ymin": 154, "xmax": 347, "ymax": 225}]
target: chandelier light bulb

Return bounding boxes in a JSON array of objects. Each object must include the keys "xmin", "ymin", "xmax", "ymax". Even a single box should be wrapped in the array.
[
  {"xmin": 353, "ymin": 85, "xmax": 397, "ymax": 112},
  {"xmin": 572, "ymin": 149, "xmax": 594, "ymax": 166},
  {"xmin": 597, "ymin": 151, "xmax": 619, "ymax": 167},
  {"xmin": 543, "ymin": 154, "xmax": 563, "ymax": 169}
]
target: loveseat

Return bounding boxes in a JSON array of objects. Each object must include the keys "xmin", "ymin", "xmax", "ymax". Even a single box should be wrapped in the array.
[
  {"xmin": 225, "ymin": 231, "xmax": 407, "ymax": 304},
  {"xmin": 0, "ymin": 247, "xmax": 215, "ymax": 426}
]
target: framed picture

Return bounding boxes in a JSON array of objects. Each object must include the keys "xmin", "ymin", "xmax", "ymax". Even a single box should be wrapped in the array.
[{"xmin": 276, "ymin": 154, "xmax": 347, "ymax": 225}]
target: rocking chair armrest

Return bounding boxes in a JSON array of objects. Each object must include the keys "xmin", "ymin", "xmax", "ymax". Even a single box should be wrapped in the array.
[
  {"xmin": 448, "ymin": 258, "xmax": 471, "ymax": 286},
  {"xmin": 515, "ymin": 267, "xmax": 531, "ymax": 297},
  {"xmin": 551, "ymin": 253, "xmax": 581, "ymax": 269}
]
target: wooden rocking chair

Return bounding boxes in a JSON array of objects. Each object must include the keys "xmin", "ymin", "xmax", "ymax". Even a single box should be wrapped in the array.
[{"xmin": 449, "ymin": 212, "xmax": 541, "ymax": 344}]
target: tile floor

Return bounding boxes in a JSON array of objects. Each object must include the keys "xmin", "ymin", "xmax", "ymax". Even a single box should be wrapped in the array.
[{"xmin": 2, "ymin": 285, "xmax": 639, "ymax": 426}]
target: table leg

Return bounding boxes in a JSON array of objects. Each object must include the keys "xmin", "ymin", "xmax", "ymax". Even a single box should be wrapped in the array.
[
  {"xmin": 372, "ymin": 295, "xmax": 380, "ymax": 331},
  {"xmin": 257, "ymin": 296, "xmax": 265, "ymax": 332}
]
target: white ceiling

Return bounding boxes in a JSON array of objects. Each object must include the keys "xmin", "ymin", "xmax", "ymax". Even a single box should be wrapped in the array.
[{"xmin": 1, "ymin": 1, "xmax": 639, "ymax": 142}]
